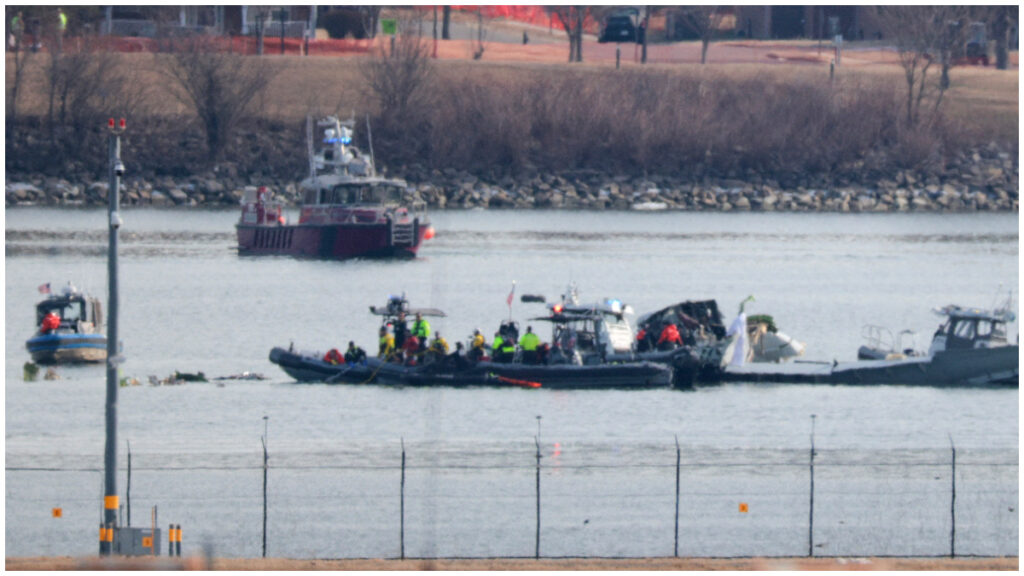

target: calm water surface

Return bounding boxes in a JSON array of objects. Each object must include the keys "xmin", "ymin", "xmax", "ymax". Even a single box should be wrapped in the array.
[{"xmin": 5, "ymin": 208, "xmax": 1018, "ymax": 558}]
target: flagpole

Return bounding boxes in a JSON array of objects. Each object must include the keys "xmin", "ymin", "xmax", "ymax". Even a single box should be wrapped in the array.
[{"xmin": 507, "ymin": 281, "xmax": 516, "ymax": 322}]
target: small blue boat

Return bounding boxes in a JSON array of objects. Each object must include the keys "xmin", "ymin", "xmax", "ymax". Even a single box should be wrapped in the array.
[{"xmin": 25, "ymin": 283, "xmax": 107, "ymax": 364}]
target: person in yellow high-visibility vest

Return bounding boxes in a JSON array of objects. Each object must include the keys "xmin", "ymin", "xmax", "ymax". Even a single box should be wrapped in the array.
[
  {"xmin": 377, "ymin": 326, "xmax": 395, "ymax": 359},
  {"xmin": 519, "ymin": 325, "xmax": 541, "ymax": 365},
  {"xmin": 469, "ymin": 329, "xmax": 486, "ymax": 362}
]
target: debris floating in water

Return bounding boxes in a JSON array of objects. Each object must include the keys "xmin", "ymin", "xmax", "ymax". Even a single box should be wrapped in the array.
[{"xmin": 213, "ymin": 371, "xmax": 268, "ymax": 381}]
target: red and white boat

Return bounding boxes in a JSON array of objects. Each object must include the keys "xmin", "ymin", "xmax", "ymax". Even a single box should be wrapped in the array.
[{"xmin": 237, "ymin": 116, "xmax": 432, "ymax": 259}]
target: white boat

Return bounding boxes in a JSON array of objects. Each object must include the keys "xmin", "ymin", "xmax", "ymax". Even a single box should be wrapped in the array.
[{"xmin": 725, "ymin": 299, "xmax": 1018, "ymax": 387}]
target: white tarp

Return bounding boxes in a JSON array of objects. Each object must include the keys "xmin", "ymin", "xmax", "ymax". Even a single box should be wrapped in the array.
[{"xmin": 727, "ymin": 312, "xmax": 749, "ymax": 367}]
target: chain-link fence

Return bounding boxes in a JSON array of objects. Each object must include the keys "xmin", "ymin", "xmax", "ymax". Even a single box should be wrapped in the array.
[{"xmin": 6, "ymin": 441, "xmax": 1018, "ymax": 559}]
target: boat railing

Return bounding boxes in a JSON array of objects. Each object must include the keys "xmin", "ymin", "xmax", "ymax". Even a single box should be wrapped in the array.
[{"xmin": 861, "ymin": 325, "xmax": 895, "ymax": 352}]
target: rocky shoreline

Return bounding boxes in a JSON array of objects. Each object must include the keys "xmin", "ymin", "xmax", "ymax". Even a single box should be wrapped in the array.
[{"xmin": 6, "ymin": 144, "xmax": 1018, "ymax": 213}]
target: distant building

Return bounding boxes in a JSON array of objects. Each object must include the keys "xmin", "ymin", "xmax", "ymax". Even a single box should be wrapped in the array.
[
  {"xmin": 100, "ymin": 6, "xmax": 316, "ymax": 38},
  {"xmin": 734, "ymin": 6, "xmax": 885, "ymax": 41},
  {"xmin": 663, "ymin": 6, "xmax": 887, "ymax": 41}
]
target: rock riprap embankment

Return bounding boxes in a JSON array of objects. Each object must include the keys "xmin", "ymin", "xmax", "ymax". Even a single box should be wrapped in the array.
[{"xmin": 6, "ymin": 146, "xmax": 1017, "ymax": 212}]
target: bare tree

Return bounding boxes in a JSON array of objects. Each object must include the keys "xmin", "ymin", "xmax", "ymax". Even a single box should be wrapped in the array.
[
  {"xmin": 987, "ymin": 6, "xmax": 1017, "ymax": 70},
  {"xmin": 472, "ymin": 7, "xmax": 489, "ymax": 60},
  {"xmin": 359, "ymin": 17, "xmax": 432, "ymax": 120},
  {"xmin": 5, "ymin": 25, "xmax": 34, "ymax": 140},
  {"xmin": 359, "ymin": 6, "xmax": 382, "ymax": 39},
  {"xmin": 549, "ymin": 6, "xmax": 592, "ymax": 63},
  {"xmin": 44, "ymin": 42, "xmax": 151, "ymax": 152},
  {"xmin": 677, "ymin": 6, "xmax": 726, "ymax": 65},
  {"xmin": 442, "ymin": 6, "xmax": 451, "ymax": 40},
  {"xmin": 160, "ymin": 37, "xmax": 273, "ymax": 161},
  {"xmin": 877, "ymin": 6, "xmax": 969, "ymax": 125}
]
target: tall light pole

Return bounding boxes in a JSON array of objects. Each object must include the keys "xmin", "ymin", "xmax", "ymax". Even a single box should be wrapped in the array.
[{"xmin": 101, "ymin": 117, "xmax": 126, "ymax": 555}]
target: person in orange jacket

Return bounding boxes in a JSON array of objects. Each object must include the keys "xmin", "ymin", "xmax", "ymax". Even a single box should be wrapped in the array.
[
  {"xmin": 657, "ymin": 323, "xmax": 683, "ymax": 350},
  {"xmin": 323, "ymin": 348, "xmax": 344, "ymax": 365},
  {"xmin": 41, "ymin": 311, "xmax": 61, "ymax": 334}
]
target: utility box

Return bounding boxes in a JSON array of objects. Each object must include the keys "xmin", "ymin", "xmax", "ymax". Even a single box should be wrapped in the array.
[{"xmin": 113, "ymin": 526, "xmax": 161, "ymax": 556}]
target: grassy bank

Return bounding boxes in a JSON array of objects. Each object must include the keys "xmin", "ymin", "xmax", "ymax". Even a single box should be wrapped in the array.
[{"xmin": 5, "ymin": 52, "xmax": 1018, "ymax": 182}]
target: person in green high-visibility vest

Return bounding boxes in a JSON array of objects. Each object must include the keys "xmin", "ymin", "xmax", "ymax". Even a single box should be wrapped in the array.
[
  {"xmin": 519, "ymin": 325, "xmax": 541, "ymax": 365},
  {"xmin": 56, "ymin": 8, "xmax": 67, "ymax": 52},
  {"xmin": 412, "ymin": 312, "xmax": 431, "ymax": 353},
  {"xmin": 10, "ymin": 11, "xmax": 23, "ymax": 52}
]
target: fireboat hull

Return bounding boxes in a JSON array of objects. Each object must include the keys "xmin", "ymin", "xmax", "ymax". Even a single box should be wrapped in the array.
[{"xmin": 236, "ymin": 222, "xmax": 427, "ymax": 259}]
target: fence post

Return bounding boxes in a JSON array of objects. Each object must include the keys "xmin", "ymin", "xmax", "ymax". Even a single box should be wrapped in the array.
[
  {"xmin": 674, "ymin": 435, "xmax": 680, "ymax": 557},
  {"xmin": 261, "ymin": 415, "xmax": 269, "ymax": 559},
  {"xmin": 809, "ymin": 414, "xmax": 816, "ymax": 557},
  {"xmin": 126, "ymin": 440, "xmax": 131, "ymax": 527},
  {"xmin": 949, "ymin": 434, "xmax": 956, "ymax": 558},
  {"xmin": 400, "ymin": 437, "xmax": 406, "ymax": 561},
  {"xmin": 535, "ymin": 434, "xmax": 541, "ymax": 560}
]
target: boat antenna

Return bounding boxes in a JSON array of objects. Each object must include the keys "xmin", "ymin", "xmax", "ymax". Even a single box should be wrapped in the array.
[{"xmin": 365, "ymin": 114, "xmax": 376, "ymax": 177}]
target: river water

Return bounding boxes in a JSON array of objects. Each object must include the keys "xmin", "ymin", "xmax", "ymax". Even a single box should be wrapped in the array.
[{"xmin": 5, "ymin": 208, "xmax": 1019, "ymax": 558}]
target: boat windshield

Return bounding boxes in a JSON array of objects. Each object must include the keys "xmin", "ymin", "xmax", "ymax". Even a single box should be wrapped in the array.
[
  {"xmin": 315, "ymin": 184, "xmax": 405, "ymax": 206},
  {"xmin": 36, "ymin": 298, "xmax": 86, "ymax": 325},
  {"xmin": 553, "ymin": 318, "xmax": 599, "ymax": 352}
]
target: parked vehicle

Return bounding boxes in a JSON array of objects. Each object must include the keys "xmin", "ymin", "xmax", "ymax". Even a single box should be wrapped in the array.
[{"xmin": 599, "ymin": 9, "xmax": 640, "ymax": 43}]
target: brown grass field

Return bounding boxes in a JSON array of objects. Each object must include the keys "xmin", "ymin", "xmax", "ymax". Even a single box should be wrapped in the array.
[
  {"xmin": 7, "ymin": 37, "xmax": 1018, "ymax": 143},
  {"xmin": 6, "ymin": 555, "xmax": 1019, "ymax": 571}
]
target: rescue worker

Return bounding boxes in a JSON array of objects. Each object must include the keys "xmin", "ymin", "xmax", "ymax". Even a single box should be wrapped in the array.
[
  {"xmin": 469, "ymin": 329, "xmax": 486, "ymax": 362},
  {"xmin": 402, "ymin": 334, "xmax": 420, "ymax": 366},
  {"xmin": 491, "ymin": 331, "xmax": 503, "ymax": 361},
  {"xmin": 41, "ymin": 310, "xmax": 60, "ymax": 334},
  {"xmin": 393, "ymin": 312, "xmax": 408, "ymax": 350},
  {"xmin": 657, "ymin": 323, "xmax": 684, "ymax": 351},
  {"xmin": 377, "ymin": 326, "xmax": 395, "ymax": 359},
  {"xmin": 635, "ymin": 327, "xmax": 650, "ymax": 352},
  {"xmin": 412, "ymin": 312, "xmax": 431, "ymax": 352},
  {"xmin": 56, "ymin": 8, "xmax": 67, "ymax": 52},
  {"xmin": 447, "ymin": 341, "xmax": 469, "ymax": 370},
  {"xmin": 495, "ymin": 330, "xmax": 516, "ymax": 363},
  {"xmin": 10, "ymin": 11, "xmax": 23, "ymax": 52},
  {"xmin": 344, "ymin": 341, "xmax": 367, "ymax": 365},
  {"xmin": 429, "ymin": 332, "xmax": 449, "ymax": 356},
  {"xmin": 519, "ymin": 325, "xmax": 541, "ymax": 365},
  {"xmin": 323, "ymin": 348, "xmax": 344, "ymax": 365}
]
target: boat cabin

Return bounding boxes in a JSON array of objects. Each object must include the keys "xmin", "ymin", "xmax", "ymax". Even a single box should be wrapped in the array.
[
  {"xmin": 304, "ymin": 182, "xmax": 407, "ymax": 207},
  {"xmin": 297, "ymin": 116, "xmax": 426, "ymax": 226},
  {"xmin": 539, "ymin": 299, "xmax": 635, "ymax": 363},
  {"xmin": 636, "ymin": 300, "xmax": 727, "ymax": 352},
  {"xmin": 929, "ymin": 305, "xmax": 1015, "ymax": 354},
  {"xmin": 35, "ymin": 290, "xmax": 102, "ymax": 335}
]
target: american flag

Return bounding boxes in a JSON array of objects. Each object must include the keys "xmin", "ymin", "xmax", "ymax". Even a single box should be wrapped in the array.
[{"xmin": 37, "ymin": 283, "xmax": 50, "ymax": 294}]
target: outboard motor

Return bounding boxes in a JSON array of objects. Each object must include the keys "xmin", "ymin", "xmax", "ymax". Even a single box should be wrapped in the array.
[{"xmin": 386, "ymin": 295, "xmax": 409, "ymax": 316}]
